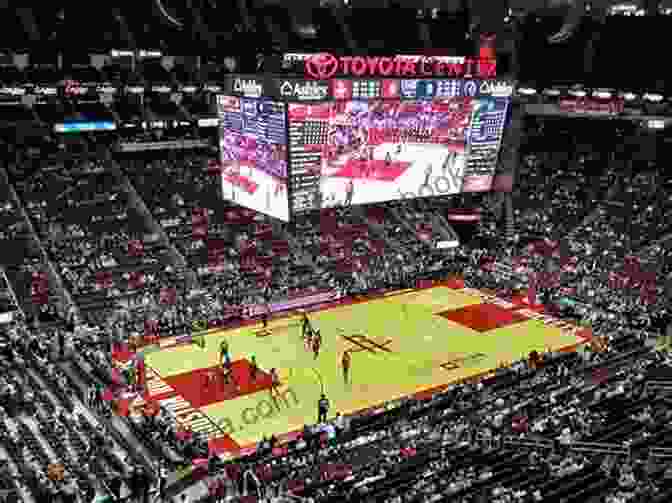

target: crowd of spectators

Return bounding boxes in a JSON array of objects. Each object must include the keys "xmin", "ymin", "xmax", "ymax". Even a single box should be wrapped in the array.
[
  {"xmin": 0, "ymin": 2, "xmax": 670, "ymax": 502},
  {"xmin": 184, "ymin": 340, "xmax": 672, "ymax": 503}
]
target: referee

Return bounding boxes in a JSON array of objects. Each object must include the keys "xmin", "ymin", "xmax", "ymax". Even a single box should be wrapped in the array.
[{"xmin": 318, "ymin": 393, "xmax": 330, "ymax": 423}]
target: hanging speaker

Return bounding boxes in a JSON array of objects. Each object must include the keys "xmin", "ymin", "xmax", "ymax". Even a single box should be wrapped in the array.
[{"xmin": 546, "ymin": 0, "xmax": 584, "ymax": 44}]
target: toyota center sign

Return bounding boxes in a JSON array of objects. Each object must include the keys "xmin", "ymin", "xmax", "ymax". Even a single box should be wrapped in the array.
[{"xmin": 305, "ymin": 54, "xmax": 496, "ymax": 80}]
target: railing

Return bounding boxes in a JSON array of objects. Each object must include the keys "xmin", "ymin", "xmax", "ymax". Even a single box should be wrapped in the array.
[
  {"xmin": 645, "ymin": 381, "xmax": 672, "ymax": 394},
  {"xmin": 0, "ymin": 266, "xmax": 22, "ymax": 323},
  {"xmin": 567, "ymin": 441, "xmax": 630, "ymax": 456},
  {"xmin": 650, "ymin": 447, "xmax": 672, "ymax": 459},
  {"xmin": 502, "ymin": 435, "xmax": 554, "ymax": 450},
  {"xmin": 502, "ymin": 436, "xmax": 631, "ymax": 456}
]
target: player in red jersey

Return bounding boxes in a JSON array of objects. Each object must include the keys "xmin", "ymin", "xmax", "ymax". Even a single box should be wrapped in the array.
[
  {"xmin": 302, "ymin": 312, "xmax": 315, "ymax": 352},
  {"xmin": 312, "ymin": 329, "xmax": 322, "ymax": 360},
  {"xmin": 274, "ymin": 181, "xmax": 284, "ymax": 197},
  {"xmin": 365, "ymin": 146, "xmax": 376, "ymax": 180}
]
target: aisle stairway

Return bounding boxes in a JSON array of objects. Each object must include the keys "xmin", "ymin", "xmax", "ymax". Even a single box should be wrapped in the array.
[{"xmin": 504, "ymin": 193, "xmax": 516, "ymax": 241}]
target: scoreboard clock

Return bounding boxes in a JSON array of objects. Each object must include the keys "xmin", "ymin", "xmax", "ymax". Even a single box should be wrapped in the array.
[{"xmin": 352, "ymin": 80, "xmax": 381, "ymax": 99}]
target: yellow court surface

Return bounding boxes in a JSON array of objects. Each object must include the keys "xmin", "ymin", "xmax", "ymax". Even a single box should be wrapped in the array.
[{"xmin": 144, "ymin": 286, "xmax": 581, "ymax": 451}]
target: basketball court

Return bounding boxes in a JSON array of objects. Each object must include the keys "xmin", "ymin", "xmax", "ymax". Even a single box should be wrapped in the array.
[{"xmin": 143, "ymin": 286, "xmax": 583, "ymax": 456}]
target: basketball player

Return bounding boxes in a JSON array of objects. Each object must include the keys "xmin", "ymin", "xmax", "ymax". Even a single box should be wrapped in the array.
[
  {"xmin": 219, "ymin": 340, "xmax": 230, "ymax": 365},
  {"xmin": 304, "ymin": 315, "xmax": 316, "ymax": 353},
  {"xmin": 250, "ymin": 355, "xmax": 258, "ymax": 382},
  {"xmin": 318, "ymin": 393, "xmax": 330, "ymax": 423},
  {"xmin": 369, "ymin": 145, "xmax": 377, "ymax": 174},
  {"xmin": 344, "ymin": 179, "xmax": 354, "ymax": 207},
  {"xmin": 261, "ymin": 297, "xmax": 271, "ymax": 330},
  {"xmin": 423, "ymin": 164, "xmax": 433, "ymax": 187},
  {"xmin": 313, "ymin": 188, "xmax": 323, "ymax": 211},
  {"xmin": 274, "ymin": 180, "xmax": 284, "ymax": 198},
  {"xmin": 442, "ymin": 152, "xmax": 456, "ymax": 176},
  {"xmin": 269, "ymin": 368, "xmax": 281, "ymax": 396},
  {"xmin": 356, "ymin": 126, "xmax": 368, "ymax": 148},
  {"xmin": 342, "ymin": 351, "xmax": 351, "ymax": 385},
  {"xmin": 221, "ymin": 352, "xmax": 235, "ymax": 389},
  {"xmin": 301, "ymin": 312, "xmax": 312, "ymax": 339},
  {"xmin": 312, "ymin": 329, "xmax": 322, "ymax": 360}
]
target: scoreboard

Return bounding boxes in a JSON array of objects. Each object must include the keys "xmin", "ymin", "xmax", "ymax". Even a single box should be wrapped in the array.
[{"xmin": 218, "ymin": 75, "xmax": 513, "ymax": 220}]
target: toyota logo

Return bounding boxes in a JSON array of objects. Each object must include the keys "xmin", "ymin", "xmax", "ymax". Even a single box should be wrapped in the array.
[{"xmin": 306, "ymin": 53, "xmax": 339, "ymax": 80}]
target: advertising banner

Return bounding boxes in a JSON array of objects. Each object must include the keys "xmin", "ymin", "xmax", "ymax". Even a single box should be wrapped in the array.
[
  {"xmin": 224, "ymin": 75, "xmax": 267, "ymax": 98},
  {"xmin": 274, "ymin": 78, "xmax": 330, "ymax": 101},
  {"xmin": 225, "ymin": 75, "xmax": 513, "ymax": 101},
  {"xmin": 247, "ymin": 289, "xmax": 341, "ymax": 317}
]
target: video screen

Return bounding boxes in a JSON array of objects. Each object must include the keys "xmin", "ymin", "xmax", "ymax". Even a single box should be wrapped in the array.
[
  {"xmin": 218, "ymin": 95, "xmax": 289, "ymax": 221},
  {"xmin": 287, "ymin": 98, "xmax": 476, "ymax": 214},
  {"xmin": 462, "ymin": 97, "xmax": 510, "ymax": 192},
  {"xmin": 489, "ymin": 103, "xmax": 517, "ymax": 193}
]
